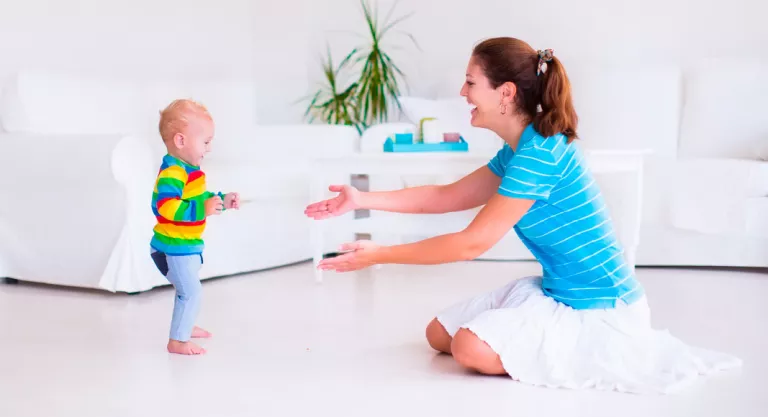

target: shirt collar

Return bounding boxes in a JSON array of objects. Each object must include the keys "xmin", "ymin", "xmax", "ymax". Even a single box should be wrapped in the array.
[
  {"xmin": 164, "ymin": 154, "xmax": 199, "ymax": 170},
  {"xmin": 514, "ymin": 123, "xmax": 539, "ymax": 151}
]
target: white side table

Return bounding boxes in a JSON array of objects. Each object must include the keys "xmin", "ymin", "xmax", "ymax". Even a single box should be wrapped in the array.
[{"xmin": 308, "ymin": 149, "xmax": 650, "ymax": 282}]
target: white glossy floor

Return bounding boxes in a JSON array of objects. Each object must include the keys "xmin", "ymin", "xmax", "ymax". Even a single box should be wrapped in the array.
[{"xmin": 1, "ymin": 261, "xmax": 766, "ymax": 417}]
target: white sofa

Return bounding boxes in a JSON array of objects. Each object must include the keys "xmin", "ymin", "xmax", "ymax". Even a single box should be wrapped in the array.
[
  {"xmin": 357, "ymin": 61, "xmax": 768, "ymax": 268},
  {"xmin": 0, "ymin": 71, "xmax": 358, "ymax": 292},
  {"xmin": 0, "ymin": 61, "xmax": 765, "ymax": 294}
]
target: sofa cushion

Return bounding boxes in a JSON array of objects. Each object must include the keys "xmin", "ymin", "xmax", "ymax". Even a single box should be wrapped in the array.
[
  {"xmin": 679, "ymin": 60, "xmax": 768, "ymax": 160},
  {"xmin": 674, "ymin": 158, "xmax": 768, "ymax": 198},
  {"xmin": 566, "ymin": 64, "xmax": 682, "ymax": 158},
  {"xmin": 0, "ymin": 71, "xmax": 145, "ymax": 135},
  {"xmin": 142, "ymin": 78, "xmax": 257, "ymax": 139},
  {"xmin": 671, "ymin": 195, "xmax": 768, "ymax": 239},
  {"xmin": 0, "ymin": 71, "xmax": 258, "ymax": 138},
  {"xmin": 669, "ymin": 158, "xmax": 768, "ymax": 238}
]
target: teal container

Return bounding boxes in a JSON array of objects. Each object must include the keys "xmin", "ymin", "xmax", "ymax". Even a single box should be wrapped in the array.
[
  {"xmin": 383, "ymin": 136, "xmax": 468, "ymax": 152},
  {"xmin": 394, "ymin": 132, "xmax": 414, "ymax": 144}
]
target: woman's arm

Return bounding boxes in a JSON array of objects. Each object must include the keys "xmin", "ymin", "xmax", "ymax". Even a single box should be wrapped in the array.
[
  {"xmin": 318, "ymin": 193, "xmax": 534, "ymax": 271},
  {"xmin": 361, "ymin": 166, "xmax": 501, "ymax": 214},
  {"xmin": 377, "ymin": 193, "xmax": 533, "ymax": 263},
  {"xmin": 306, "ymin": 166, "xmax": 502, "ymax": 220}
]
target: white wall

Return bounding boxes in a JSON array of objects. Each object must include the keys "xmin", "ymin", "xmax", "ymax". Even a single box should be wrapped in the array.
[
  {"xmin": 1, "ymin": 0, "xmax": 766, "ymax": 124},
  {"xmin": 307, "ymin": 0, "xmax": 768, "ymax": 97},
  {"xmin": 0, "ymin": 0, "xmax": 254, "ymax": 77},
  {"xmin": 0, "ymin": 0, "xmax": 258, "ymax": 124}
]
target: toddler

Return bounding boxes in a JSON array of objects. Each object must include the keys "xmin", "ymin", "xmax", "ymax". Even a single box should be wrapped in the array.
[{"xmin": 150, "ymin": 99, "xmax": 239, "ymax": 355}]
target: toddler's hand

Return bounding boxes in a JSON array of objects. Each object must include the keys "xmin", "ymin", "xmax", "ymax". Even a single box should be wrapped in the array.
[
  {"xmin": 224, "ymin": 192, "xmax": 240, "ymax": 210},
  {"xmin": 205, "ymin": 196, "xmax": 224, "ymax": 216}
]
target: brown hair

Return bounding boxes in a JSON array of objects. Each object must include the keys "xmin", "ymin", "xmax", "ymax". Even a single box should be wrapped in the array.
[
  {"xmin": 472, "ymin": 37, "xmax": 578, "ymax": 141},
  {"xmin": 158, "ymin": 99, "xmax": 212, "ymax": 143}
]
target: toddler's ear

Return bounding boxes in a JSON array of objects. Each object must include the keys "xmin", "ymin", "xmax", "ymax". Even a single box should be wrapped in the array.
[{"xmin": 173, "ymin": 133, "xmax": 185, "ymax": 149}]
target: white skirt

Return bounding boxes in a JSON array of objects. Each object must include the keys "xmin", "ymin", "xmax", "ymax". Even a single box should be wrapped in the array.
[{"xmin": 436, "ymin": 276, "xmax": 742, "ymax": 394}]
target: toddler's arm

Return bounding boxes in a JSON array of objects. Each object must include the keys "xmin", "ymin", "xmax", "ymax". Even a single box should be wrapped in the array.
[{"xmin": 154, "ymin": 169, "xmax": 220, "ymax": 221}]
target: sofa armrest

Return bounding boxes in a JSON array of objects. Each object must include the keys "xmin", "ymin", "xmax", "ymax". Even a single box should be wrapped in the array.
[
  {"xmin": 0, "ymin": 132, "xmax": 157, "ymax": 226},
  {"xmin": 0, "ymin": 132, "xmax": 135, "ymax": 184},
  {"xmin": 111, "ymin": 135, "xmax": 160, "ymax": 192},
  {"xmin": 0, "ymin": 133, "xmax": 136, "ymax": 284}
]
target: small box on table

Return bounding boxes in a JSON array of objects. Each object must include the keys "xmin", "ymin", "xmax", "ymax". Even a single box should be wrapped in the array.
[{"xmin": 383, "ymin": 135, "xmax": 468, "ymax": 153}]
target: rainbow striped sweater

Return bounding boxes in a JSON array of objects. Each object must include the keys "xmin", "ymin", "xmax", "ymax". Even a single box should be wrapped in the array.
[{"xmin": 150, "ymin": 155, "xmax": 219, "ymax": 255}]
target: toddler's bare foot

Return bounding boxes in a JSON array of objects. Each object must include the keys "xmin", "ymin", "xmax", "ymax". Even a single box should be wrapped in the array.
[
  {"xmin": 167, "ymin": 340, "xmax": 206, "ymax": 355},
  {"xmin": 191, "ymin": 326, "xmax": 212, "ymax": 339}
]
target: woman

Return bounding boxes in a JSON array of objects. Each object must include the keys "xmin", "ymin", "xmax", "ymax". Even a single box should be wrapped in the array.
[{"xmin": 304, "ymin": 37, "xmax": 741, "ymax": 394}]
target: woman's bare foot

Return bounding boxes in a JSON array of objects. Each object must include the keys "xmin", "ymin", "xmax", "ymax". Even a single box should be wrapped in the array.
[
  {"xmin": 167, "ymin": 340, "xmax": 206, "ymax": 355},
  {"xmin": 191, "ymin": 326, "xmax": 212, "ymax": 339}
]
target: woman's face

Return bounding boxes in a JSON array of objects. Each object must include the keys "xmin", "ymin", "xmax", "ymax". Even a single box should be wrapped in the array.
[{"xmin": 460, "ymin": 56, "xmax": 513, "ymax": 130}]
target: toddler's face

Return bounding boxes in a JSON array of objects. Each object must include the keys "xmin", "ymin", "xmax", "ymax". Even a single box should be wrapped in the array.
[{"xmin": 175, "ymin": 114, "xmax": 214, "ymax": 167}]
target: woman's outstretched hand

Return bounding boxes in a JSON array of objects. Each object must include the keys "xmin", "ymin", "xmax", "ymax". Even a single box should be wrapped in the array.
[
  {"xmin": 317, "ymin": 241, "xmax": 382, "ymax": 272},
  {"xmin": 304, "ymin": 185, "xmax": 361, "ymax": 220}
]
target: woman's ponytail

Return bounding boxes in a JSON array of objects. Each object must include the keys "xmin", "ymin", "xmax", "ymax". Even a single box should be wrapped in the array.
[{"xmin": 534, "ymin": 52, "xmax": 578, "ymax": 141}]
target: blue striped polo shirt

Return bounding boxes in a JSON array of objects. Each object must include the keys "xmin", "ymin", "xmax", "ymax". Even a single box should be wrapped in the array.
[{"xmin": 488, "ymin": 124, "xmax": 644, "ymax": 309}]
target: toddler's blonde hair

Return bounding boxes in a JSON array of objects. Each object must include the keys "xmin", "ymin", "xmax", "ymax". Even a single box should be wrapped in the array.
[{"xmin": 158, "ymin": 99, "xmax": 212, "ymax": 143}]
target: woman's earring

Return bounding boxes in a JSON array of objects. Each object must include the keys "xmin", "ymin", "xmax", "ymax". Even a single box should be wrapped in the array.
[{"xmin": 500, "ymin": 103, "xmax": 507, "ymax": 115}]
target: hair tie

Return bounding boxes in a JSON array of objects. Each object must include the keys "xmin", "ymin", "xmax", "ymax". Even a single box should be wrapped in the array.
[{"xmin": 537, "ymin": 49, "xmax": 554, "ymax": 76}]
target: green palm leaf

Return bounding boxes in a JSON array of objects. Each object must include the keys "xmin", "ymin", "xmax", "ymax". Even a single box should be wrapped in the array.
[
  {"xmin": 353, "ymin": 0, "xmax": 418, "ymax": 126},
  {"xmin": 301, "ymin": 0, "xmax": 419, "ymax": 133},
  {"xmin": 303, "ymin": 46, "xmax": 363, "ymax": 134}
]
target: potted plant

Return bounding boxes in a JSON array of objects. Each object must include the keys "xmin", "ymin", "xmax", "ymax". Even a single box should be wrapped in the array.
[{"xmin": 304, "ymin": 0, "xmax": 419, "ymax": 133}]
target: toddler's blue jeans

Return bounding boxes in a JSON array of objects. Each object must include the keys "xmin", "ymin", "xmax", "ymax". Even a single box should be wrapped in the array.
[{"xmin": 151, "ymin": 249, "xmax": 203, "ymax": 342}]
